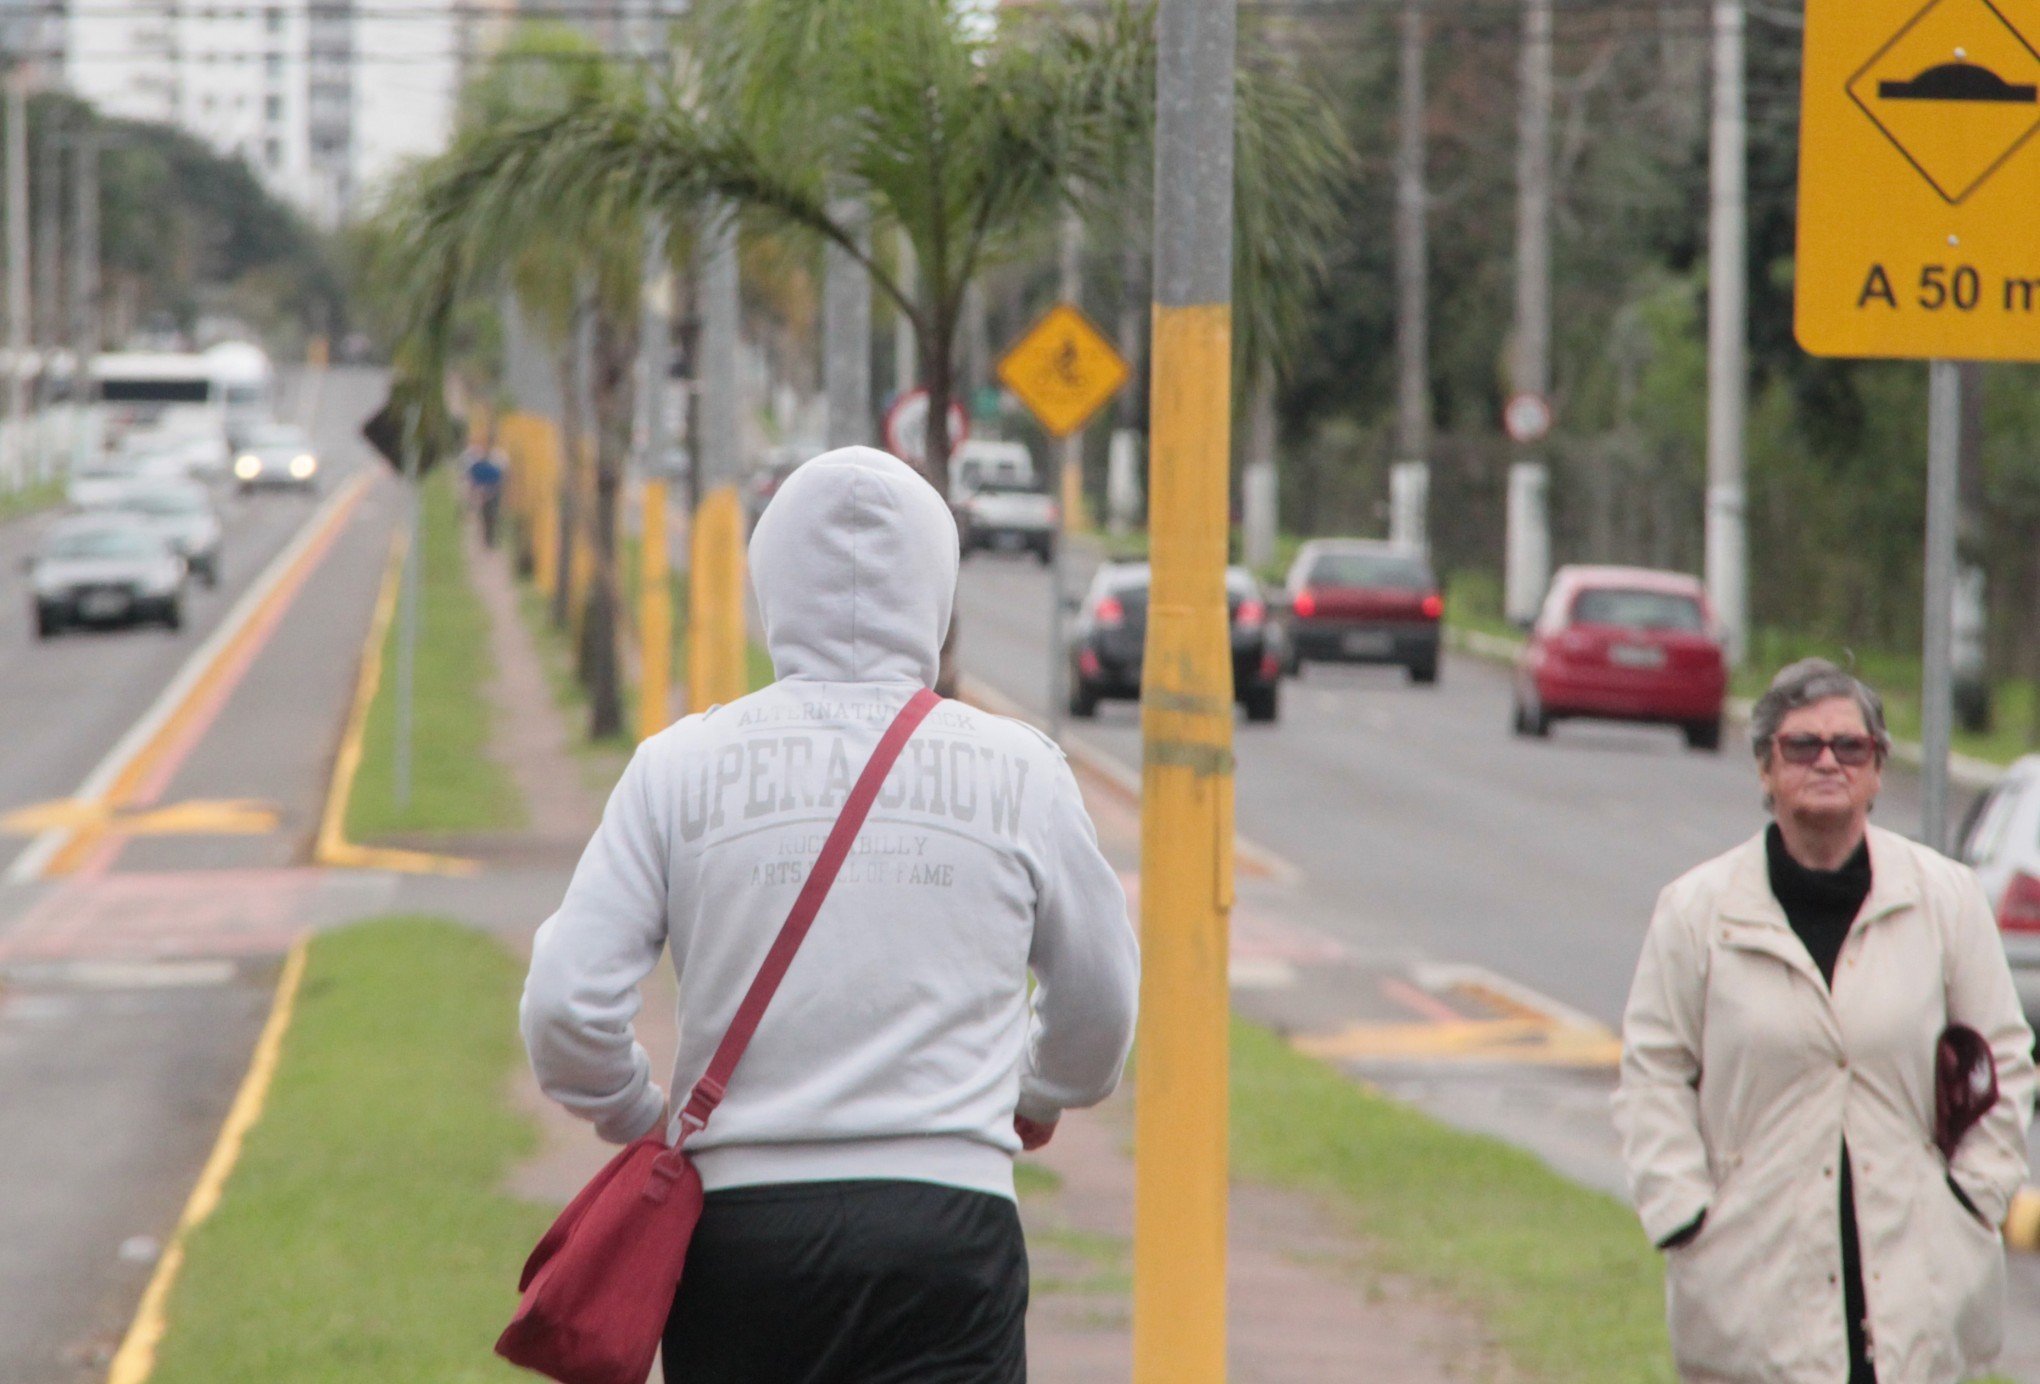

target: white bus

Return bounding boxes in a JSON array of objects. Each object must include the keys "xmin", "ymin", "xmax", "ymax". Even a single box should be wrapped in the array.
[{"xmin": 92, "ymin": 342, "xmax": 276, "ymax": 476}]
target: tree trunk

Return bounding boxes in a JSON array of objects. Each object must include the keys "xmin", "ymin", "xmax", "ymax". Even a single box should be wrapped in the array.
[
  {"xmin": 922, "ymin": 305, "xmax": 959, "ymax": 697},
  {"xmin": 551, "ymin": 346, "xmax": 579, "ymax": 632}
]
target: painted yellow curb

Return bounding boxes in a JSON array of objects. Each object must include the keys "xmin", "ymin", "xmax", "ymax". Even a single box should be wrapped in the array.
[
  {"xmin": 313, "ymin": 526, "xmax": 478, "ymax": 878},
  {"xmin": 2006, "ymin": 1188, "xmax": 2040, "ymax": 1252},
  {"xmin": 105, "ymin": 938, "xmax": 311, "ymax": 1384}
]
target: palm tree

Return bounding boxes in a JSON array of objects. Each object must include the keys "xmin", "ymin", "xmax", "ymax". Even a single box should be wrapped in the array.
[
  {"xmin": 387, "ymin": 0, "xmax": 1347, "ymax": 495},
  {"xmin": 376, "ymin": 24, "xmax": 655, "ymax": 739}
]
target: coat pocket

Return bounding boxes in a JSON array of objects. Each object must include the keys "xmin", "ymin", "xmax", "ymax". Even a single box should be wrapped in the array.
[
  {"xmin": 1664, "ymin": 1164, "xmax": 1777, "ymax": 1379},
  {"xmin": 1927, "ymin": 1166, "xmax": 2006, "ymax": 1369}
]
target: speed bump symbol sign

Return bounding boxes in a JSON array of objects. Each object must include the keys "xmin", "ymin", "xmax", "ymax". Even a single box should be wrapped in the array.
[
  {"xmin": 997, "ymin": 303, "xmax": 1130, "ymax": 439},
  {"xmin": 1798, "ymin": 0, "xmax": 2040, "ymax": 359}
]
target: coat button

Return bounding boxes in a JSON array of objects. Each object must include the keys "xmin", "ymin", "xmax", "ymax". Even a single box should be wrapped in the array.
[
  {"xmin": 1824, "ymin": 1167, "xmax": 1835, "ymax": 1178},
  {"xmin": 1836, "ymin": 1056, "xmax": 1849, "ymax": 1069}
]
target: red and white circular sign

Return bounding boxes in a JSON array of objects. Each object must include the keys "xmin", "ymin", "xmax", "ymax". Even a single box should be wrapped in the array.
[
  {"xmin": 1503, "ymin": 393, "xmax": 1554, "ymax": 445},
  {"xmin": 883, "ymin": 389, "xmax": 969, "ymax": 466}
]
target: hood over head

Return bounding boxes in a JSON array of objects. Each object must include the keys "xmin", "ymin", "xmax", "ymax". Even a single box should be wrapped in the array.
[{"xmin": 748, "ymin": 446, "xmax": 958, "ymax": 686}]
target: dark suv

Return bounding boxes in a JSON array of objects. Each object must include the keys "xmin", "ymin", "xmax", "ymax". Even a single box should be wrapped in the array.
[{"xmin": 1066, "ymin": 563, "xmax": 1283, "ymax": 722}]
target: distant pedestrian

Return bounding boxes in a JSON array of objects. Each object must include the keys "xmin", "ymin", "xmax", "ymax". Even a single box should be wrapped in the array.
[
  {"xmin": 520, "ymin": 445, "xmax": 1139, "ymax": 1383},
  {"xmin": 1615, "ymin": 657, "xmax": 2035, "ymax": 1384},
  {"xmin": 464, "ymin": 440, "xmax": 505, "ymax": 548}
]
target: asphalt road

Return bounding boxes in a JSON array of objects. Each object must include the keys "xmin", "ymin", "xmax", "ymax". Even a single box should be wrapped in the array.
[
  {"xmin": 0, "ymin": 366, "xmax": 404, "ymax": 1384},
  {"xmin": 955, "ymin": 543, "xmax": 2040, "ymax": 1383}
]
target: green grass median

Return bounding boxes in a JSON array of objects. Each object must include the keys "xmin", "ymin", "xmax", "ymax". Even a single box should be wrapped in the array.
[
  {"xmin": 149, "ymin": 918, "xmax": 551, "ymax": 1383},
  {"xmin": 347, "ymin": 473, "xmax": 523, "ymax": 840}
]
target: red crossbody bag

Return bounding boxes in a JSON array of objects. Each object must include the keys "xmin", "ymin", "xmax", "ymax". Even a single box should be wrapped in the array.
[{"xmin": 496, "ymin": 689, "xmax": 942, "ymax": 1384}]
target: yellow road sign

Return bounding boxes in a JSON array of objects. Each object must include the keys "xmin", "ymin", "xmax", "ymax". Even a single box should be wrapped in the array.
[
  {"xmin": 1798, "ymin": 0, "xmax": 2040, "ymax": 359},
  {"xmin": 996, "ymin": 303, "xmax": 1130, "ymax": 438}
]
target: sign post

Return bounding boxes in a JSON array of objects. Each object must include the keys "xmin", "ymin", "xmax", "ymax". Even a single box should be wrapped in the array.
[
  {"xmin": 996, "ymin": 301, "xmax": 1130, "ymax": 736},
  {"xmin": 1798, "ymin": 0, "xmax": 2040, "ymax": 848}
]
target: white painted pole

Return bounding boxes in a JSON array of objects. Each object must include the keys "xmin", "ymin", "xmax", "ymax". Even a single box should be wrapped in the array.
[
  {"xmin": 1505, "ymin": 0, "xmax": 1553, "ymax": 623},
  {"xmin": 1922, "ymin": 359, "xmax": 1959, "ymax": 852},
  {"xmin": 1705, "ymin": 0, "xmax": 1749, "ymax": 665}
]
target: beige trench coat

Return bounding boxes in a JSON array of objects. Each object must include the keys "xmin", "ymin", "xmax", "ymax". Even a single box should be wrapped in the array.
[{"xmin": 1614, "ymin": 825, "xmax": 2035, "ymax": 1384}]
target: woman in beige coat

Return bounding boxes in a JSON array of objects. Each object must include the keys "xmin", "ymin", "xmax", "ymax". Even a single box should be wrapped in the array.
[{"xmin": 1614, "ymin": 658, "xmax": 2035, "ymax": 1384}]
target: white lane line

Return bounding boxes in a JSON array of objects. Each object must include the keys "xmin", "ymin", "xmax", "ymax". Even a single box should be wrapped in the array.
[{"xmin": 5, "ymin": 473, "xmax": 374, "ymax": 884}]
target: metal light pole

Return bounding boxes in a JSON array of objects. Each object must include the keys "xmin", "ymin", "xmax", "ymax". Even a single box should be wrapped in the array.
[
  {"xmin": 1133, "ymin": 0, "xmax": 1236, "ymax": 1379},
  {"xmin": 638, "ymin": 221, "xmax": 675, "ymax": 743},
  {"xmin": 5, "ymin": 71, "xmax": 30, "ymax": 494},
  {"xmin": 1393, "ymin": 0, "xmax": 1432, "ymax": 546},
  {"xmin": 1922, "ymin": 359, "xmax": 1959, "ymax": 851},
  {"xmin": 70, "ymin": 128, "xmax": 97, "ymax": 474},
  {"xmin": 688, "ymin": 202, "xmax": 747, "ymax": 710},
  {"xmin": 1504, "ymin": 0, "xmax": 1553, "ymax": 625},
  {"xmin": 1049, "ymin": 209, "xmax": 1082, "ymax": 739},
  {"xmin": 1705, "ymin": 0, "xmax": 1749, "ymax": 664},
  {"xmin": 824, "ymin": 195, "xmax": 873, "ymax": 447}
]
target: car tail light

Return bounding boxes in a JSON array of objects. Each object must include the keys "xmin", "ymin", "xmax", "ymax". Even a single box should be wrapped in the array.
[
  {"xmin": 1293, "ymin": 588, "xmax": 1317, "ymax": 619},
  {"xmin": 2000, "ymin": 872, "xmax": 2040, "ymax": 933},
  {"xmin": 1236, "ymin": 599, "xmax": 1266, "ymax": 628},
  {"xmin": 1078, "ymin": 649, "xmax": 1102, "ymax": 677},
  {"xmin": 1259, "ymin": 651, "xmax": 1281, "ymax": 680},
  {"xmin": 1094, "ymin": 596, "xmax": 1125, "ymax": 626},
  {"xmin": 1420, "ymin": 592, "xmax": 1444, "ymax": 620}
]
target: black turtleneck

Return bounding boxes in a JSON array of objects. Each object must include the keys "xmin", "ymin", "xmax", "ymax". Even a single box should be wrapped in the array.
[{"xmin": 1765, "ymin": 823, "xmax": 1875, "ymax": 1384}]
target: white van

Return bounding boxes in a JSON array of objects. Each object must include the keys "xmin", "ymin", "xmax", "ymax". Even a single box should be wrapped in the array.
[{"xmin": 948, "ymin": 439, "xmax": 1036, "ymax": 504}]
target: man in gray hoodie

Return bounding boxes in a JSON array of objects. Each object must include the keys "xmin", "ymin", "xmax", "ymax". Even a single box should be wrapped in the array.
[{"xmin": 521, "ymin": 445, "xmax": 1140, "ymax": 1382}]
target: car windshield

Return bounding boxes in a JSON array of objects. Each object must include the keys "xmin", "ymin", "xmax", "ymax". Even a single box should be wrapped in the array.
[
  {"xmin": 1571, "ymin": 588, "xmax": 1704, "ymax": 632},
  {"xmin": 45, "ymin": 527, "xmax": 162, "ymax": 560},
  {"xmin": 975, "ymin": 483, "xmax": 1042, "ymax": 497},
  {"xmin": 245, "ymin": 426, "xmax": 308, "ymax": 450},
  {"xmin": 1306, "ymin": 552, "xmax": 1430, "ymax": 590},
  {"xmin": 119, "ymin": 490, "xmax": 207, "ymax": 517}
]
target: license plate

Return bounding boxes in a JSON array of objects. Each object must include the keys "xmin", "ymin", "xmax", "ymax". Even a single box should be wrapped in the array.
[
  {"xmin": 1610, "ymin": 642, "xmax": 1666, "ymax": 669},
  {"xmin": 1341, "ymin": 632, "xmax": 1391, "ymax": 655},
  {"xmin": 81, "ymin": 592, "xmax": 128, "ymax": 619},
  {"xmin": 991, "ymin": 531, "xmax": 1023, "ymax": 549}
]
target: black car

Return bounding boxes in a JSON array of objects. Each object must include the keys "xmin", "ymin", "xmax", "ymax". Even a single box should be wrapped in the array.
[{"xmin": 1066, "ymin": 563, "xmax": 1283, "ymax": 722}]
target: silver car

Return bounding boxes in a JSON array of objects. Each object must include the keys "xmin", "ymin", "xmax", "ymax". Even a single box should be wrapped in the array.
[
  {"xmin": 30, "ymin": 516, "xmax": 188, "ymax": 638},
  {"xmin": 1958, "ymin": 756, "xmax": 2040, "ymax": 1020},
  {"xmin": 110, "ymin": 481, "xmax": 223, "ymax": 587},
  {"xmin": 232, "ymin": 422, "xmax": 320, "ymax": 492}
]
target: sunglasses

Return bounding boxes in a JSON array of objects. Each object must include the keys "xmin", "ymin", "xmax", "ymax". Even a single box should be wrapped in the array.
[{"xmin": 1771, "ymin": 733, "xmax": 1881, "ymax": 767}]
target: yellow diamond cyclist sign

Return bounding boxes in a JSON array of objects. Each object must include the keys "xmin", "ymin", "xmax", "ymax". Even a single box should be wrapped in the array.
[
  {"xmin": 1797, "ymin": 0, "xmax": 2040, "ymax": 359},
  {"xmin": 996, "ymin": 304, "xmax": 1130, "ymax": 439}
]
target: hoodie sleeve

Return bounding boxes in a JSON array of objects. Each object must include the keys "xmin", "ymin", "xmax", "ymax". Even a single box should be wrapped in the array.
[
  {"xmin": 1946, "ymin": 866, "xmax": 2035, "ymax": 1224},
  {"xmin": 1613, "ymin": 884, "xmax": 1717, "ymax": 1247},
  {"xmin": 1018, "ymin": 755, "xmax": 1140, "ymax": 1124},
  {"xmin": 521, "ymin": 743, "xmax": 671, "ymax": 1144}
]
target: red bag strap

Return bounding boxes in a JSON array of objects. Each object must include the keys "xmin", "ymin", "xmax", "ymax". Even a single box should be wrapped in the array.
[{"xmin": 673, "ymin": 688, "xmax": 941, "ymax": 1140}]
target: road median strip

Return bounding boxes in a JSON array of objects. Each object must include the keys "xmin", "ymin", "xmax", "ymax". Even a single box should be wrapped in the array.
[{"xmin": 9, "ymin": 472, "xmax": 373, "ymax": 883}]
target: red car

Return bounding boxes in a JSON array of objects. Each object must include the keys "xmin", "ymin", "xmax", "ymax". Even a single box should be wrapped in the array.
[
  {"xmin": 1512, "ymin": 565, "xmax": 1727, "ymax": 750},
  {"xmin": 1281, "ymin": 539, "xmax": 1442, "ymax": 683}
]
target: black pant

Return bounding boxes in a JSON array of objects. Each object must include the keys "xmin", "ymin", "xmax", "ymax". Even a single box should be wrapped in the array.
[{"xmin": 662, "ymin": 1179, "xmax": 1028, "ymax": 1384}]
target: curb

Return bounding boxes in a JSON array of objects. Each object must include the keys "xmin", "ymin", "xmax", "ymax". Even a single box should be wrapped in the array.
[
  {"xmin": 2007, "ymin": 1188, "xmax": 2040, "ymax": 1253},
  {"xmin": 957, "ymin": 674, "xmax": 1299, "ymax": 885},
  {"xmin": 312, "ymin": 524, "xmax": 479, "ymax": 878},
  {"xmin": 106, "ymin": 938, "xmax": 311, "ymax": 1384},
  {"xmin": 1444, "ymin": 625, "xmax": 2007, "ymax": 791}
]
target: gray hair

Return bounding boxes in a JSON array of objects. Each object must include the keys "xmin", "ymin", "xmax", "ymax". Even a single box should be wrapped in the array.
[{"xmin": 1749, "ymin": 657, "xmax": 1891, "ymax": 763}]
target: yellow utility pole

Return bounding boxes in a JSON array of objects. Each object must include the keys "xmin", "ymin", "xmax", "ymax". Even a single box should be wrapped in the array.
[
  {"xmin": 638, "ymin": 476, "xmax": 673, "ymax": 741},
  {"xmin": 1133, "ymin": 3, "xmax": 1237, "ymax": 1382}
]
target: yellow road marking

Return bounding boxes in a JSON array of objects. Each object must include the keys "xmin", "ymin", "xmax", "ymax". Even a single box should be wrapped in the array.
[
  {"xmin": 2, "ymin": 798, "xmax": 279, "ymax": 836},
  {"xmin": 105, "ymin": 937, "xmax": 309, "ymax": 1384},
  {"xmin": 312, "ymin": 526, "xmax": 478, "ymax": 878},
  {"xmin": 44, "ymin": 475, "xmax": 371, "ymax": 876},
  {"xmin": 1296, "ymin": 1016, "xmax": 1623, "ymax": 1069}
]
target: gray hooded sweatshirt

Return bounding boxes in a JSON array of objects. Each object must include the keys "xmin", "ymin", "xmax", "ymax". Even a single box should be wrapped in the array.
[{"xmin": 521, "ymin": 445, "xmax": 1139, "ymax": 1199}]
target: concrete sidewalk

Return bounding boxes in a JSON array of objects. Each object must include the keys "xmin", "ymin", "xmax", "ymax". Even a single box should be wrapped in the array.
[{"xmin": 460, "ymin": 532, "xmax": 1498, "ymax": 1382}]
